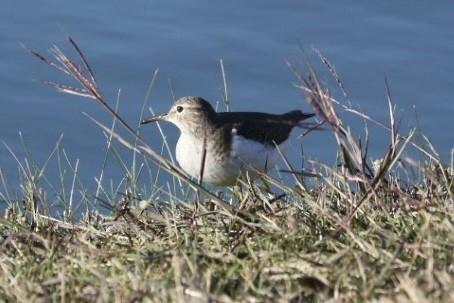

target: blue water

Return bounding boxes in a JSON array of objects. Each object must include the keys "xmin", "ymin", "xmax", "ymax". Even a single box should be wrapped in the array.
[{"xmin": 1, "ymin": 1, "xmax": 453, "ymax": 212}]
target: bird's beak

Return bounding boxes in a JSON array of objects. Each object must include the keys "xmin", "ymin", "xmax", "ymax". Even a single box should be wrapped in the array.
[{"xmin": 140, "ymin": 113, "xmax": 168, "ymax": 124}]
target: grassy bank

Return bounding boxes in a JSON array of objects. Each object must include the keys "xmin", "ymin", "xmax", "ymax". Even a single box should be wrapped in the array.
[{"xmin": 0, "ymin": 38, "xmax": 452, "ymax": 302}]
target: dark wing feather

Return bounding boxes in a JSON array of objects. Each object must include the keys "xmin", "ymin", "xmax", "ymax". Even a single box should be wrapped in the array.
[{"xmin": 217, "ymin": 110, "xmax": 314, "ymax": 146}]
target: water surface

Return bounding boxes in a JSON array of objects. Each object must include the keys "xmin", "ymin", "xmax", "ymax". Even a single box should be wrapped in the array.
[{"xmin": 1, "ymin": 1, "xmax": 452, "ymax": 209}]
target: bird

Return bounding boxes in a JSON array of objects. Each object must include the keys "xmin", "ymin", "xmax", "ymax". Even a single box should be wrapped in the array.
[{"xmin": 141, "ymin": 96, "xmax": 315, "ymax": 186}]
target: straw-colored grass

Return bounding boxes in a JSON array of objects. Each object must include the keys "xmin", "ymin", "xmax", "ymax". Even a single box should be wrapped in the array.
[{"xmin": 0, "ymin": 37, "xmax": 452, "ymax": 302}]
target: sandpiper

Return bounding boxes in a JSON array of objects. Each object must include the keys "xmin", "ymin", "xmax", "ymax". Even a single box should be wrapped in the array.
[{"xmin": 141, "ymin": 96, "xmax": 315, "ymax": 186}]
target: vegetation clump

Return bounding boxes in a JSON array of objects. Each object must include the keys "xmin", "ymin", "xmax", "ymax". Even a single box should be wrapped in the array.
[{"xmin": 0, "ymin": 37, "xmax": 452, "ymax": 302}]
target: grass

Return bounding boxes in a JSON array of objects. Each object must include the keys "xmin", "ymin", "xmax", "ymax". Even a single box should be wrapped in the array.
[{"xmin": 0, "ymin": 36, "xmax": 453, "ymax": 302}]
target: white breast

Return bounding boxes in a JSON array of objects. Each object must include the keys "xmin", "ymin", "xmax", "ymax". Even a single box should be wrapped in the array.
[{"xmin": 175, "ymin": 130, "xmax": 284, "ymax": 186}]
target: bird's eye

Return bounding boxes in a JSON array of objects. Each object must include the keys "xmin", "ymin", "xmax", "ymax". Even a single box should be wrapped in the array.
[{"xmin": 176, "ymin": 106, "xmax": 184, "ymax": 113}]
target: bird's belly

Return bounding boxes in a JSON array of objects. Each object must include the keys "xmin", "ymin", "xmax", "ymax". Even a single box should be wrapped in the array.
[
  {"xmin": 175, "ymin": 134, "xmax": 282, "ymax": 186},
  {"xmin": 230, "ymin": 134, "xmax": 281, "ymax": 176}
]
